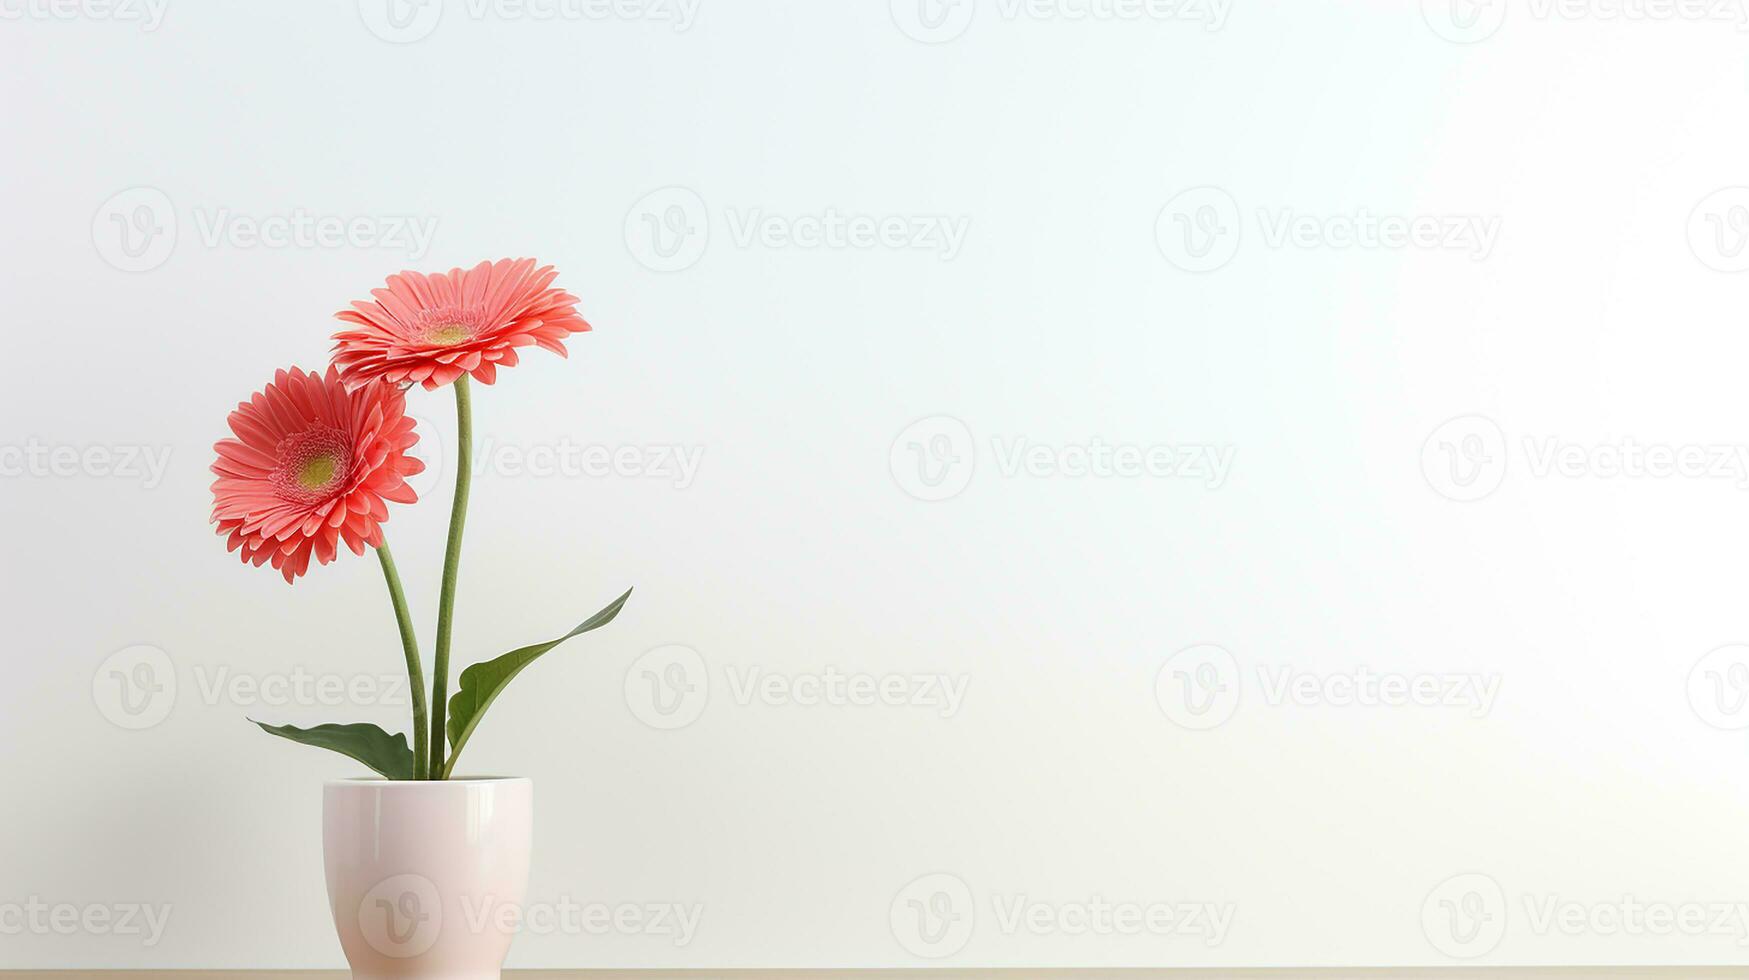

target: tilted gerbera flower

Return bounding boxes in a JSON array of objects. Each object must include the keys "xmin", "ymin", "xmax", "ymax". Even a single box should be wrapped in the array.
[
  {"xmin": 330, "ymin": 257, "xmax": 590, "ymax": 390},
  {"xmin": 210, "ymin": 366, "xmax": 423, "ymax": 583}
]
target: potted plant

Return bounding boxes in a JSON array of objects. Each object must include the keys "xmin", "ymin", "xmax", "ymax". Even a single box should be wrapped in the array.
[{"xmin": 209, "ymin": 258, "xmax": 630, "ymax": 978}]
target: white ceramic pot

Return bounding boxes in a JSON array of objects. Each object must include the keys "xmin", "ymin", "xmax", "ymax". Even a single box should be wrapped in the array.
[{"xmin": 324, "ymin": 777, "xmax": 533, "ymax": 980}]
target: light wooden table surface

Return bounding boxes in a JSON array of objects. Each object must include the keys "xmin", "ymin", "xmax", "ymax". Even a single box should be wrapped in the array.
[{"xmin": 7, "ymin": 971, "xmax": 1749, "ymax": 979}]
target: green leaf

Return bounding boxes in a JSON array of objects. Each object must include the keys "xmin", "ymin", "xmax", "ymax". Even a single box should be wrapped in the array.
[
  {"xmin": 443, "ymin": 587, "xmax": 633, "ymax": 778},
  {"xmin": 253, "ymin": 721, "xmax": 415, "ymax": 780}
]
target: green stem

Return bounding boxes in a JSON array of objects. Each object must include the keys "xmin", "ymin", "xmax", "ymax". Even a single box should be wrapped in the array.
[
  {"xmin": 430, "ymin": 374, "xmax": 473, "ymax": 779},
  {"xmin": 375, "ymin": 541, "xmax": 428, "ymax": 780}
]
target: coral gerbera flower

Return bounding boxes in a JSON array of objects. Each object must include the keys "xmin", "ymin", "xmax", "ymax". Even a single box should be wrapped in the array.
[
  {"xmin": 210, "ymin": 366, "xmax": 423, "ymax": 583},
  {"xmin": 331, "ymin": 258, "xmax": 590, "ymax": 390}
]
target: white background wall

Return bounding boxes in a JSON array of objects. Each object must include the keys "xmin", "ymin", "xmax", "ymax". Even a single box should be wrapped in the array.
[{"xmin": 5, "ymin": 0, "xmax": 1749, "ymax": 969}]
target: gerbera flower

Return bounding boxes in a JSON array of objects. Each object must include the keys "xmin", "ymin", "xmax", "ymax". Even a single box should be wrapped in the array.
[
  {"xmin": 210, "ymin": 366, "xmax": 423, "ymax": 583},
  {"xmin": 331, "ymin": 258, "xmax": 590, "ymax": 390}
]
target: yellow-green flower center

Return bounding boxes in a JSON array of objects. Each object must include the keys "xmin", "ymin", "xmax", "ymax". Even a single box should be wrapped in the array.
[
  {"xmin": 298, "ymin": 454, "xmax": 340, "ymax": 490},
  {"xmin": 427, "ymin": 323, "xmax": 471, "ymax": 346}
]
